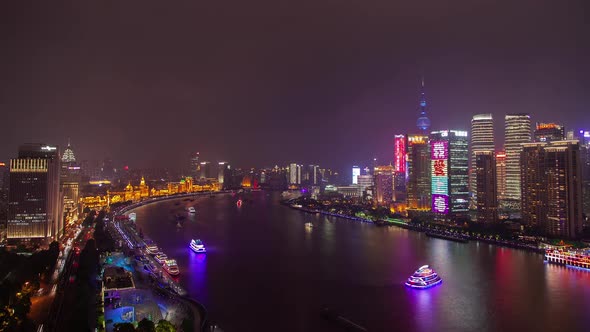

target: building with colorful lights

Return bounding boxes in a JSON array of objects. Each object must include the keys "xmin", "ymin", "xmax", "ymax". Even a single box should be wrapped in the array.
[
  {"xmin": 352, "ymin": 166, "xmax": 360, "ymax": 185},
  {"xmin": 475, "ymin": 151, "xmax": 498, "ymax": 223},
  {"xmin": 495, "ymin": 151, "xmax": 506, "ymax": 201},
  {"xmin": 430, "ymin": 130, "xmax": 469, "ymax": 220},
  {"xmin": 533, "ymin": 123, "xmax": 565, "ymax": 143},
  {"xmin": 60, "ymin": 140, "xmax": 80, "ymax": 229},
  {"xmin": 504, "ymin": 114, "xmax": 531, "ymax": 203},
  {"xmin": 521, "ymin": 140, "xmax": 583, "ymax": 238},
  {"xmin": 470, "ymin": 114, "xmax": 494, "ymax": 203},
  {"xmin": 7, "ymin": 144, "xmax": 62, "ymax": 245},
  {"xmin": 373, "ymin": 165, "xmax": 394, "ymax": 206},
  {"xmin": 393, "ymin": 134, "xmax": 407, "ymax": 202},
  {"xmin": 407, "ymin": 135, "xmax": 430, "ymax": 212}
]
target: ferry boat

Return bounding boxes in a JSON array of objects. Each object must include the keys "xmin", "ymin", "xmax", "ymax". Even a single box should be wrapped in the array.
[
  {"xmin": 155, "ymin": 253, "xmax": 168, "ymax": 264},
  {"xmin": 190, "ymin": 239, "xmax": 206, "ymax": 253},
  {"xmin": 162, "ymin": 259, "xmax": 180, "ymax": 276},
  {"xmin": 545, "ymin": 249, "xmax": 590, "ymax": 270},
  {"xmin": 305, "ymin": 222, "xmax": 313, "ymax": 228},
  {"xmin": 405, "ymin": 265, "xmax": 442, "ymax": 289},
  {"xmin": 146, "ymin": 245, "xmax": 159, "ymax": 255},
  {"xmin": 187, "ymin": 207, "xmax": 196, "ymax": 214}
]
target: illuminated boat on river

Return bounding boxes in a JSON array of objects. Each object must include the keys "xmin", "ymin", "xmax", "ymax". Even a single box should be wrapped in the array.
[
  {"xmin": 405, "ymin": 265, "xmax": 442, "ymax": 289},
  {"xmin": 545, "ymin": 249, "xmax": 590, "ymax": 270},
  {"xmin": 155, "ymin": 253, "xmax": 168, "ymax": 264},
  {"xmin": 146, "ymin": 245, "xmax": 159, "ymax": 255},
  {"xmin": 190, "ymin": 239, "xmax": 206, "ymax": 253},
  {"xmin": 187, "ymin": 206, "xmax": 196, "ymax": 214},
  {"xmin": 162, "ymin": 259, "xmax": 180, "ymax": 276}
]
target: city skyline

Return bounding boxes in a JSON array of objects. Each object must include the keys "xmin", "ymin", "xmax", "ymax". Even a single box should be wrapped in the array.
[{"xmin": 1, "ymin": 1, "xmax": 589, "ymax": 169}]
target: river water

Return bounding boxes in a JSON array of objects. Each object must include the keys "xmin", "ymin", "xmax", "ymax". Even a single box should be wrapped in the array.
[{"xmin": 131, "ymin": 191, "xmax": 590, "ymax": 332}]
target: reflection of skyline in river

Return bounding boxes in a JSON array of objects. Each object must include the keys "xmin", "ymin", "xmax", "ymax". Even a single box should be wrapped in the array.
[{"xmin": 131, "ymin": 192, "xmax": 590, "ymax": 332}]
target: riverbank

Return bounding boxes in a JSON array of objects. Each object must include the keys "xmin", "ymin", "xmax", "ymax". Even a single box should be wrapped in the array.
[{"xmin": 284, "ymin": 201, "xmax": 545, "ymax": 254}]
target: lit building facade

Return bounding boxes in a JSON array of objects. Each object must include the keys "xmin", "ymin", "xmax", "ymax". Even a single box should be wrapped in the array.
[
  {"xmin": 475, "ymin": 151, "xmax": 497, "ymax": 223},
  {"xmin": 373, "ymin": 165, "xmax": 394, "ymax": 206},
  {"xmin": 199, "ymin": 161, "xmax": 212, "ymax": 179},
  {"xmin": 496, "ymin": 151, "xmax": 506, "ymax": 201},
  {"xmin": 218, "ymin": 162, "xmax": 229, "ymax": 186},
  {"xmin": 60, "ymin": 141, "xmax": 80, "ymax": 228},
  {"xmin": 394, "ymin": 134, "xmax": 407, "ymax": 174},
  {"xmin": 352, "ymin": 166, "xmax": 360, "ymax": 185},
  {"xmin": 7, "ymin": 144, "xmax": 62, "ymax": 245},
  {"xmin": 189, "ymin": 152, "xmax": 200, "ymax": 178},
  {"xmin": 521, "ymin": 141, "xmax": 583, "ymax": 238},
  {"xmin": 504, "ymin": 114, "xmax": 531, "ymax": 202},
  {"xmin": 289, "ymin": 163, "xmax": 301, "ymax": 185},
  {"xmin": 470, "ymin": 114, "xmax": 494, "ymax": 202},
  {"xmin": 430, "ymin": 130, "xmax": 469, "ymax": 219},
  {"xmin": 357, "ymin": 174, "xmax": 373, "ymax": 198},
  {"xmin": 407, "ymin": 135, "xmax": 430, "ymax": 211},
  {"xmin": 533, "ymin": 123, "xmax": 565, "ymax": 143}
]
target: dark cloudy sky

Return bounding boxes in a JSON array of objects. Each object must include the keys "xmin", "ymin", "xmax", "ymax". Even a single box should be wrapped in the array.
[{"xmin": 1, "ymin": 0, "xmax": 589, "ymax": 171}]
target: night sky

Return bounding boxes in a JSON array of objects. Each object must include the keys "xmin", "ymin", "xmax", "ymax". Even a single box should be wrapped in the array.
[{"xmin": 1, "ymin": 1, "xmax": 589, "ymax": 171}]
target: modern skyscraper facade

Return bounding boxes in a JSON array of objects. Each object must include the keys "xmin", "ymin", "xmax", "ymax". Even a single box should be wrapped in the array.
[
  {"xmin": 60, "ymin": 141, "xmax": 80, "ymax": 229},
  {"xmin": 199, "ymin": 161, "xmax": 212, "ymax": 179},
  {"xmin": 373, "ymin": 165, "xmax": 394, "ymax": 206},
  {"xmin": 495, "ymin": 151, "xmax": 506, "ymax": 201},
  {"xmin": 407, "ymin": 135, "xmax": 430, "ymax": 211},
  {"xmin": 394, "ymin": 134, "xmax": 407, "ymax": 174},
  {"xmin": 504, "ymin": 114, "xmax": 531, "ymax": 202},
  {"xmin": 357, "ymin": 174, "xmax": 373, "ymax": 198},
  {"xmin": 475, "ymin": 151, "xmax": 498, "ymax": 223},
  {"xmin": 470, "ymin": 114, "xmax": 494, "ymax": 202},
  {"xmin": 289, "ymin": 163, "xmax": 301, "ymax": 185},
  {"xmin": 218, "ymin": 162, "xmax": 229, "ymax": 186},
  {"xmin": 7, "ymin": 144, "xmax": 62, "ymax": 245},
  {"xmin": 533, "ymin": 123, "xmax": 565, "ymax": 143},
  {"xmin": 430, "ymin": 130, "xmax": 469, "ymax": 218},
  {"xmin": 352, "ymin": 166, "xmax": 360, "ymax": 185},
  {"xmin": 521, "ymin": 141, "xmax": 583, "ymax": 238},
  {"xmin": 189, "ymin": 152, "xmax": 200, "ymax": 178}
]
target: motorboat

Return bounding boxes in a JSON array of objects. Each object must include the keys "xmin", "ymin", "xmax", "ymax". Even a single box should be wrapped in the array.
[
  {"xmin": 305, "ymin": 222, "xmax": 313, "ymax": 228},
  {"xmin": 190, "ymin": 239, "xmax": 206, "ymax": 253},
  {"xmin": 162, "ymin": 259, "xmax": 180, "ymax": 276},
  {"xmin": 405, "ymin": 265, "xmax": 442, "ymax": 289},
  {"xmin": 145, "ymin": 245, "xmax": 159, "ymax": 255},
  {"xmin": 187, "ymin": 207, "xmax": 196, "ymax": 214}
]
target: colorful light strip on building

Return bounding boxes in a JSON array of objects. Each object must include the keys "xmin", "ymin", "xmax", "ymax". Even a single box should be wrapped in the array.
[
  {"xmin": 431, "ymin": 141, "xmax": 449, "ymax": 214},
  {"xmin": 394, "ymin": 134, "xmax": 406, "ymax": 174}
]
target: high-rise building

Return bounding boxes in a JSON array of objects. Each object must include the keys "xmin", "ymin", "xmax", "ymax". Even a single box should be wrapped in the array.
[
  {"xmin": 352, "ymin": 166, "xmax": 360, "ymax": 185},
  {"xmin": 357, "ymin": 174, "xmax": 373, "ymax": 198},
  {"xmin": 218, "ymin": 162, "xmax": 229, "ymax": 186},
  {"xmin": 475, "ymin": 151, "xmax": 497, "ymax": 223},
  {"xmin": 521, "ymin": 141, "xmax": 583, "ymax": 238},
  {"xmin": 199, "ymin": 161, "xmax": 212, "ymax": 179},
  {"xmin": 533, "ymin": 123, "xmax": 565, "ymax": 143},
  {"xmin": 430, "ymin": 130, "xmax": 469, "ymax": 219},
  {"xmin": 189, "ymin": 152, "xmax": 200, "ymax": 178},
  {"xmin": 302, "ymin": 165, "xmax": 319, "ymax": 186},
  {"xmin": 505, "ymin": 114, "xmax": 531, "ymax": 202},
  {"xmin": 407, "ymin": 135, "xmax": 430, "ymax": 211},
  {"xmin": 7, "ymin": 144, "xmax": 62, "ymax": 245},
  {"xmin": 416, "ymin": 77, "xmax": 431, "ymax": 132},
  {"xmin": 394, "ymin": 135, "xmax": 407, "ymax": 174},
  {"xmin": 470, "ymin": 114, "xmax": 494, "ymax": 202},
  {"xmin": 60, "ymin": 141, "xmax": 80, "ymax": 229},
  {"xmin": 0, "ymin": 162, "xmax": 9, "ymax": 202},
  {"xmin": 289, "ymin": 163, "xmax": 301, "ymax": 185},
  {"xmin": 373, "ymin": 165, "xmax": 394, "ymax": 206},
  {"xmin": 496, "ymin": 151, "xmax": 506, "ymax": 201}
]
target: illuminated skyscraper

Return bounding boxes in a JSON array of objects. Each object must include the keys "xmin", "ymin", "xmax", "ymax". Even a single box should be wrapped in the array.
[
  {"xmin": 533, "ymin": 123, "xmax": 565, "ymax": 143},
  {"xmin": 407, "ymin": 135, "xmax": 430, "ymax": 211},
  {"xmin": 470, "ymin": 114, "xmax": 494, "ymax": 202},
  {"xmin": 416, "ymin": 77, "xmax": 431, "ymax": 132},
  {"xmin": 394, "ymin": 134, "xmax": 407, "ymax": 174},
  {"xmin": 61, "ymin": 139, "xmax": 76, "ymax": 163},
  {"xmin": 496, "ymin": 151, "xmax": 506, "ymax": 201},
  {"xmin": 199, "ymin": 161, "xmax": 212, "ymax": 179},
  {"xmin": 61, "ymin": 140, "xmax": 80, "ymax": 229},
  {"xmin": 430, "ymin": 130, "xmax": 469, "ymax": 219},
  {"xmin": 504, "ymin": 114, "xmax": 531, "ymax": 202},
  {"xmin": 521, "ymin": 141, "xmax": 583, "ymax": 238},
  {"xmin": 475, "ymin": 151, "xmax": 497, "ymax": 223},
  {"xmin": 218, "ymin": 162, "xmax": 229, "ymax": 186},
  {"xmin": 289, "ymin": 163, "xmax": 301, "ymax": 185},
  {"xmin": 189, "ymin": 152, "xmax": 200, "ymax": 178},
  {"xmin": 7, "ymin": 144, "xmax": 62, "ymax": 245},
  {"xmin": 352, "ymin": 166, "xmax": 360, "ymax": 185},
  {"xmin": 373, "ymin": 165, "xmax": 394, "ymax": 206},
  {"xmin": 357, "ymin": 174, "xmax": 373, "ymax": 198}
]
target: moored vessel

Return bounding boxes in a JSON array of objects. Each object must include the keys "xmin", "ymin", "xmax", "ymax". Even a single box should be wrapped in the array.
[
  {"xmin": 405, "ymin": 265, "xmax": 442, "ymax": 289},
  {"xmin": 155, "ymin": 253, "xmax": 168, "ymax": 264},
  {"xmin": 163, "ymin": 259, "xmax": 180, "ymax": 276},
  {"xmin": 545, "ymin": 249, "xmax": 590, "ymax": 271}
]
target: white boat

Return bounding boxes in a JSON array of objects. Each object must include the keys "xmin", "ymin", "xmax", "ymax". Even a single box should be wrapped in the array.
[
  {"xmin": 405, "ymin": 265, "xmax": 442, "ymax": 289},
  {"xmin": 155, "ymin": 253, "xmax": 168, "ymax": 264},
  {"xmin": 162, "ymin": 259, "xmax": 180, "ymax": 276},
  {"xmin": 187, "ymin": 207, "xmax": 196, "ymax": 214},
  {"xmin": 146, "ymin": 245, "xmax": 159, "ymax": 255},
  {"xmin": 305, "ymin": 222, "xmax": 313, "ymax": 228},
  {"xmin": 190, "ymin": 239, "xmax": 206, "ymax": 253}
]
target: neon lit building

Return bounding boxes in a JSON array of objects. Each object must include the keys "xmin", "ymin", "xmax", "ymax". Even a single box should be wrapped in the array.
[
  {"xmin": 352, "ymin": 166, "xmax": 360, "ymax": 185},
  {"xmin": 504, "ymin": 114, "xmax": 531, "ymax": 202},
  {"xmin": 407, "ymin": 135, "xmax": 430, "ymax": 211},
  {"xmin": 373, "ymin": 165, "xmax": 394, "ymax": 206},
  {"xmin": 430, "ymin": 130, "xmax": 469, "ymax": 218},
  {"xmin": 7, "ymin": 144, "xmax": 62, "ymax": 245},
  {"xmin": 496, "ymin": 151, "xmax": 506, "ymax": 201},
  {"xmin": 533, "ymin": 123, "xmax": 565, "ymax": 143},
  {"xmin": 475, "ymin": 151, "xmax": 497, "ymax": 223},
  {"xmin": 470, "ymin": 114, "xmax": 494, "ymax": 202},
  {"xmin": 394, "ymin": 134, "xmax": 407, "ymax": 174}
]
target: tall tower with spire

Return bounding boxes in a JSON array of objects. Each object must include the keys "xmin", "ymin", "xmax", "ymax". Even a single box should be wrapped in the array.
[{"xmin": 416, "ymin": 77, "xmax": 431, "ymax": 132}]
